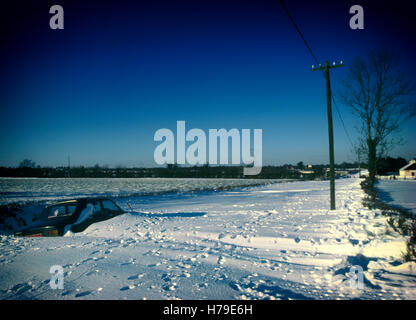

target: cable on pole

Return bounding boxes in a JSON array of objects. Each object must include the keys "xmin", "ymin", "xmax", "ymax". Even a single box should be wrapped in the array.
[
  {"xmin": 279, "ymin": 0, "xmax": 320, "ymax": 67},
  {"xmin": 279, "ymin": 0, "xmax": 354, "ymax": 151}
]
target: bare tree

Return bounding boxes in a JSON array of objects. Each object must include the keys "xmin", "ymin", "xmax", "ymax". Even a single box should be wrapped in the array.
[
  {"xmin": 18, "ymin": 159, "xmax": 36, "ymax": 168},
  {"xmin": 340, "ymin": 49, "xmax": 416, "ymax": 185}
]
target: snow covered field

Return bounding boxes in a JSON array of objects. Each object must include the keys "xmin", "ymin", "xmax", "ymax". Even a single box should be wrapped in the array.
[
  {"xmin": 0, "ymin": 176, "xmax": 415, "ymax": 300},
  {"xmin": 376, "ymin": 180, "xmax": 416, "ymax": 215},
  {"xmin": 0, "ymin": 177, "xmax": 279, "ymax": 206}
]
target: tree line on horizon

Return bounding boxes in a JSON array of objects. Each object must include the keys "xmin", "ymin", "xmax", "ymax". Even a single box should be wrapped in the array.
[
  {"xmin": 0, "ymin": 156, "xmax": 410, "ymax": 179},
  {"xmin": 0, "ymin": 159, "xmax": 369, "ymax": 179}
]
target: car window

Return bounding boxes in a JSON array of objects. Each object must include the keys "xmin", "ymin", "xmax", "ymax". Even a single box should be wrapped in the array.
[
  {"xmin": 101, "ymin": 200, "xmax": 120, "ymax": 212},
  {"xmin": 38, "ymin": 207, "xmax": 52, "ymax": 220},
  {"xmin": 67, "ymin": 204, "xmax": 77, "ymax": 215},
  {"xmin": 38, "ymin": 202, "xmax": 77, "ymax": 220},
  {"xmin": 87, "ymin": 199, "xmax": 102, "ymax": 214},
  {"xmin": 49, "ymin": 205, "xmax": 67, "ymax": 218}
]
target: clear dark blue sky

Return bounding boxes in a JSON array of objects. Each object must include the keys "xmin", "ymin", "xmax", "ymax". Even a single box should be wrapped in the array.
[{"xmin": 0, "ymin": 0, "xmax": 415, "ymax": 167}]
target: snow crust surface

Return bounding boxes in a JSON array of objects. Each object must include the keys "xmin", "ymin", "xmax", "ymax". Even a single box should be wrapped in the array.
[{"xmin": 1, "ymin": 176, "xmax": 415, "ymax": 300}]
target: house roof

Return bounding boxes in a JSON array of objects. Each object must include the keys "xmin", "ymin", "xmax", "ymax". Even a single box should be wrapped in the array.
[{"xmin": 400, "ymin": 162, "xmax": 416, "ymax": 171}]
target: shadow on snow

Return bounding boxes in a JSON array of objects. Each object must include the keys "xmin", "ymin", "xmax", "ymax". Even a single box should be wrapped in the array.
[{"xmin": 128, "ymin": 211, "xmax": 207, "ymax": 218}]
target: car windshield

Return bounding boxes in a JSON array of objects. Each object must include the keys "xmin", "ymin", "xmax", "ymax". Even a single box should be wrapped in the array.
[{"xmin": 101, "ymin": 200, "xmax": 121, "ymax": 212}]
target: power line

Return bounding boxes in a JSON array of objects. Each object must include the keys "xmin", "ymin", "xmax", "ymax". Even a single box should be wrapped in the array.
[
  {"xmin": 331, "ymin": 93, "xmax": 355, "ymax": 150},
  {"xmin": 279, "ymin": 0, "xmax": 354, "ymax": 151},
  {"xmin": 279, "ymin": 0, "xmax": 320, "ymax": 67}
]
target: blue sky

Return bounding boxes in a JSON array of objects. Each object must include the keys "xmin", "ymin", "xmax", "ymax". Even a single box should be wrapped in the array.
[{"xmin": 0, "ymin": 0, "xmax": 415, "ymax": 167}]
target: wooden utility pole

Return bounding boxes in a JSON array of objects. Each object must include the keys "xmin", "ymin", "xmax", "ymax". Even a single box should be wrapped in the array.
[{"xmin": 312, "ymin": 61, "xmax": 344, "ymax": 210}]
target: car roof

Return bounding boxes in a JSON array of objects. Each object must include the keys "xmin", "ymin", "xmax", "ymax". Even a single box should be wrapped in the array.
[
  {"xmin": 46, "ymin": 198, "xmax": 115, "ymax": 208},
  {"xmin": 46, "ymin": 200, "xmax": 78, "ymax": 207}
]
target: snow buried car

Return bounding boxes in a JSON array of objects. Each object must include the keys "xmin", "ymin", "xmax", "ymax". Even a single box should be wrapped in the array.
[{"xmin": 14, "ymin": 198, "xmax": 124, "ymax": 237}]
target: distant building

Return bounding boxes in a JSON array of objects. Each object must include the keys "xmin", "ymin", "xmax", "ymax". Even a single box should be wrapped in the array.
[
  {"xmin": 299, "ymin": 169, "xmax": 314, "ymax": 175},
  {"xmin": 399, "ymin": 159, "xmax": 416, "ymax": 178}
]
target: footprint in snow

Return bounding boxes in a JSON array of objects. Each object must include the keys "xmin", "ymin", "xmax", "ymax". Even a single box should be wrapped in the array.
[
  {"xmin": 9, "ymin": 283, "xmax": 32, "ymax": 295},
  {"xmin": 121, "ymin": 260, "xmax": 135, "ymax": 266},
  {"xmin": 81, "ymin": 257, "xmax": 94, "ymax": 264},
  {"xmin": 127, "ymin": 274, "xmax": 144, "ymax": 280},
  {"xmin": 217, "ymin": 256, "xmax": 226, "ymax": 265},
  {"xmin": 75, "ymin": 290, "xmax": 93, "ymax": 297},
  {"xmin": 349, "ymin": 239, "xmax": 359, "ymax": 245},
  {"xmin": 61, "ymin": 290, "xmax": 74, "ymax": 296},
  {"xmin": 86, "ymin": 270, "xmax": 99, "ymax": 276},
  {"xmin": 162, "ymin": 273, "xmax": 175, "ymax": 282},
  {"xmin": 93, "ymin": 256, "xmax": 105, "ymax": 262},
  {"xmin": 120, "ymin": 285, "xmax": 135, "ymax": 291},
  {"xmin": 162, "ymin": 284, "xmax": 177, "ymax": 291}
]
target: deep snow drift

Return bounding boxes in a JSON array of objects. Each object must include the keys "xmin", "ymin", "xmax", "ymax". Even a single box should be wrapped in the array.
[{"xmin": 0, "ymin": 176, "xmax": 415, "ymax": 300}]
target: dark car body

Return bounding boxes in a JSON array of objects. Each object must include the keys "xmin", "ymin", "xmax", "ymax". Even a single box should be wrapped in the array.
[{"xmin": 14, "ymin": 198, "xmax": 124, "ymax": 237}]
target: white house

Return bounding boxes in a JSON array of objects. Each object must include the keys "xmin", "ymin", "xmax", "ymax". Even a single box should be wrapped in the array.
[{"xmin": 399, "ymin": 159, "xmax": 416, "ymax": 178}]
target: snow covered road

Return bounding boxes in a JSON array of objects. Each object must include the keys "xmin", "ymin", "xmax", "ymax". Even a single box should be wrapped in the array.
[{"xmin": 1, "ymin": 176, "xmax": 415, "ymax": 300}]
